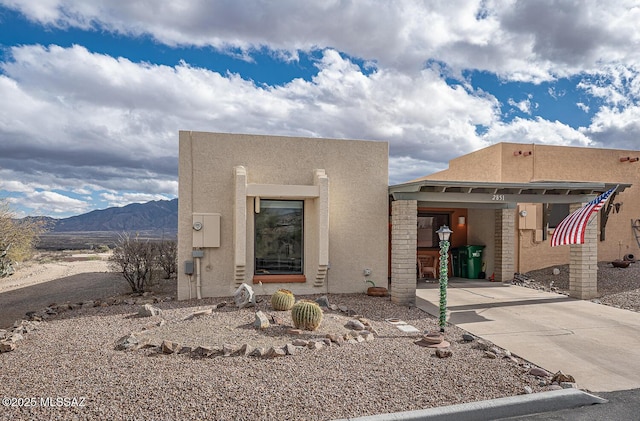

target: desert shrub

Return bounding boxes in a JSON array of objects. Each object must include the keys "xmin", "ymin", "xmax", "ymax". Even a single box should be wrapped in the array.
[
  {"xmin": 1, "ymin": 199, "xmax": 46, "ymax": 277},
  {"xmin": 156, "ymin": 239, "xmax": 177, "ymax": 279},
  {"xmin": 95, "ymin": 244, "xmax": 111, "ymax": 253},
  {"xmin": 109, "ymin": 233, "xmax": 157, "ymax": 293}
]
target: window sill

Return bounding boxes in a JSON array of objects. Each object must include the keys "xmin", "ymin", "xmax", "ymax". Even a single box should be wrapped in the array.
[{"xmin": 253, "ymin": 275, "xmax": 306, "ymax": 284}]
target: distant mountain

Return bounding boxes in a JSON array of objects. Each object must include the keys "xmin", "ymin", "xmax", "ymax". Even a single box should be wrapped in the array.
[{"xmin": 47, "ymin": 199, "xmax": 178, "ymax": 233}]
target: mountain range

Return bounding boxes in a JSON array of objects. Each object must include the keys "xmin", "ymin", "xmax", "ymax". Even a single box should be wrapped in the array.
[{"xmin": 36, "ymin": 199, "xmax": 178, "ymax": 233}]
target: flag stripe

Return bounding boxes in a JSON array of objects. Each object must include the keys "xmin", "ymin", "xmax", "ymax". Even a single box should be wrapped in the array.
[{"xmin": 550, "ymin": 187, "xmax": 616, "ymax": 247}]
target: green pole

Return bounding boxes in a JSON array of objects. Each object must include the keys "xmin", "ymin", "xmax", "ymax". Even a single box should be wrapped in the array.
[{"xmin": 439, "ymin": 239, "xmax": 450, "ymax": 332}]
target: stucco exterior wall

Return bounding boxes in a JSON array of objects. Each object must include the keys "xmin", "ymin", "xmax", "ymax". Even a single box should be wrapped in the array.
[
  {"xmin": 434, "ymin": 142, "xmax": 640, "ymax": 272},
  {"xmin": 178, "ymin": 131, "xmax": 389, "ymax": 300}
]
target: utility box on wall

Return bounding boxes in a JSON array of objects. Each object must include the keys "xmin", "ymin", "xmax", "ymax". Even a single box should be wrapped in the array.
[{"xmin": 192, "ymin": 213, "xmax": 221, "ymax": 248}]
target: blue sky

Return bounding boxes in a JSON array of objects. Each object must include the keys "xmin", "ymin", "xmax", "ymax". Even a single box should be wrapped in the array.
[{"xmin": 0, "ymin": 1, "xmax": 639, "ymax": 218}]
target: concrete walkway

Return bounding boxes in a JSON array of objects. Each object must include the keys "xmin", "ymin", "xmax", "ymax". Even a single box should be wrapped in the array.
[{"xmin": 416, "ymin": 280, "xmax": 640, "ymax": 392}]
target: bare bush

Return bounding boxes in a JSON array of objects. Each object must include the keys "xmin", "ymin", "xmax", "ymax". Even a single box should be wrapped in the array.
[
  {"xmin": 1, "ymin": 199, "xmax": 46, "ymax": 277},
  {"xmin": 109, "ymin": 233, "xmax": 157, "ymax": 293},
  {"xmin": 157, "ymin": 240, "xmax": 177, "ymax": 279}
]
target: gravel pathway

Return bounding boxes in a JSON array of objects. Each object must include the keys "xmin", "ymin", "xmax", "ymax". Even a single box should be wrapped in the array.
[{"xmin": 0, "ymin": 292, "xmax": 549, "ymax": 421}]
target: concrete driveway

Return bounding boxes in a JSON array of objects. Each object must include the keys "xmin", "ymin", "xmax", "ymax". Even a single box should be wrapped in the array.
[{"xmin": 416, "ymin": 280, "xmax": 640, "ymax": 392}]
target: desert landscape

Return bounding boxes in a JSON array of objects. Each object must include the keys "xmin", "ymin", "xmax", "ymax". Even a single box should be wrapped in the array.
[{"xmin": 0, "ymin": 253, "xmax": 559, "ymax": 421}]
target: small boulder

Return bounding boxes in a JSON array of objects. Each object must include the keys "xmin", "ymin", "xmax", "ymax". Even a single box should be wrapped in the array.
[
  {"xmin": 264, "ymin": 346, "xmax": 286, "ymax": 358},
  {"xmin": 462, "ymin": 333, "xmax": 475, "ymax": 342},
  {"xmin": 484, "ymin": 351, "xmax": 497, "ymax": 359},
  {"xmin": 315, "ymin": 296, "xmax": 330, "ymax": 308},
  {"xmin": 552, "ymin": 371, "xmax": 575, "ymax": 384},
  {"xmin": 529, "ymin": 367, "xmax": 551, "ymax": 377},
  {"xmin": 161, "ymin": 340, "xmax": 181, "ymax": 354},
  {"xmin": 523, "ymin": 386, "xmax": 533, "ymax": 394},
  {"xmin": 233, "ymin": 283, "xmax": 256, "ymax": 308},
  {"xmin": 345, "ymin": 319, "xmax": 366, "ymax": 331},
  {"xmin": 435, "ymin": 348, "xmax": 452, "ymax": 358},
  {"xmin": 115, "ymin": 334, "xmax": 139, "ymax": 351},
  {"xmin": 138, "ymin": 304, "xmax": 162, "ymax": 317},
  {"xmin": 253, "ymin": 311, "xmax": 270, "ymax": 329},
  {"xmin": 0, "ymin": 341, "xmax": 17, "ymax": 353}
]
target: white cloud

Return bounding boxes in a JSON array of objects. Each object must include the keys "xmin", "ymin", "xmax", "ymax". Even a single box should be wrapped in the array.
[
  {"xmin": 0, "ymin": 45, "xmax": 500, "ymax": 191},
  {"xmin": 483, "ymin": 117, "xmax": 593, "ymax": 147},
  {"xmin": 100, "ymin": 192, "xmax": 173, "ymax": 208},
  {"xmin": 20, "ymin": 191, "xmax": 89, "ymax": 215},
  {"xmin": 3, "ymin": 0, "xmax": 640, "ymax": 81},
  {"xmin": 507, "ymin": 94, "xmax": 535, "ymax": 114}
]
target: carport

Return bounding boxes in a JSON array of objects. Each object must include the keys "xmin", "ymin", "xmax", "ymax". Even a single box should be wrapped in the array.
[{"xmin": 388, "ymin": 180, "xmax": 630, "ymax": 305}]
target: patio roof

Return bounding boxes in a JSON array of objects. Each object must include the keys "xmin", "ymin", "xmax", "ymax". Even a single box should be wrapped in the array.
[{"xmin": 388, "ymin": 180, "xmax": 631, "ymax": 209}]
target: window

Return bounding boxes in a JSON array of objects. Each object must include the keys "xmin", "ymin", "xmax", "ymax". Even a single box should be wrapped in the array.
[
  {"xmin": 549, "ymin": 204, "xmax": 569, "ymax": 229},
  {"xmin": 255, "ymin": 200, "xmax": 303, "ymax": 275},
  {"xmin": 417, "ymin": 213, "xmax": 450, "ymax": 248}
]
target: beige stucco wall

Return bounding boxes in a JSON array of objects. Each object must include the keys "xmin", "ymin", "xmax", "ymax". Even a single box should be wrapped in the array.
[
  {"xmin": 428, "ymin": 142, "xmax": 640, "ymax": 273},
  {"xmin": 178, "ymin": 131, "xmax": 389, "ymax": 300}
]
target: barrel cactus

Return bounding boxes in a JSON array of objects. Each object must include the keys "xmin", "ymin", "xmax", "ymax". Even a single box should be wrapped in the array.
[
  {"xmin": 291, "ymin": 300, "xmax": 323, "ymax": 331},
  {"xmin": 271, "ymin": 289, "xmax": 295, "ymax": 311}
]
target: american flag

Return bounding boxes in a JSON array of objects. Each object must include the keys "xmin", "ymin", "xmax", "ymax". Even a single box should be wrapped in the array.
[{"xmin": 550, "ymin": 187, "xmax": 617, "ymax": 247}]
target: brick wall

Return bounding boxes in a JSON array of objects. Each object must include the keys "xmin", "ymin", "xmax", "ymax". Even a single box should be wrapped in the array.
[
  {"xmin": 569, "ymin": 203, "xmax": 598, "ymax": 299},
  {"xmin": 495, "ymin": 209, "xmax": 515, "ymax": 282},
  {"xmin": 391, "ymin": 200, "xmax": 417, "ymax": 305}
]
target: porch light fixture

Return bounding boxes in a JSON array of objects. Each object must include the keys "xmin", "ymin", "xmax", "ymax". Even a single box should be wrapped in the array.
[
  {"xmin": 436, "ymin": 225, "xmax": 452, "ymax": 332},
  {"xmin": 458, "ymin": 216, "xmax": 466, "ymax": 226}
]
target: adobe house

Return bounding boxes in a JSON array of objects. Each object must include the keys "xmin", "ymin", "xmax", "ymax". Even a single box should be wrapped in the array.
[
  {"xmin": 179, "ymin": 133, "xmax": 635, "ymax": 306},
  {"xmin": 389, "ymin": 142, "xmax": 635, "ymax": 304},
  {"xmin": 177, "ymin": 131, "xmax": 389, "ymax": 300}
]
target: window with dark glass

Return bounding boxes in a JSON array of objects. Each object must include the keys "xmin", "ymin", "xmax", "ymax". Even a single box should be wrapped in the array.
[
  {"xmin": 255, "ymin": 200, "xmax": 303, "ymax": 275},
  {"xmin": 417, "ymin": 213, "xmax": 450, "ymax": 248},
  {"xmin": 549, "ymin": 204, "xmax": 569, "ymax": 228}
]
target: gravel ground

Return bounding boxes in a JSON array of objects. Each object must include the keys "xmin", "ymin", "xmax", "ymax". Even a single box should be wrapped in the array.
[
  {"xmin": 522, "ymin": 261, "xmax": 640, "ymax": 311},
  {"xmin": 0, "ymin": 290, "xmax": 550, "ymax": 421}
]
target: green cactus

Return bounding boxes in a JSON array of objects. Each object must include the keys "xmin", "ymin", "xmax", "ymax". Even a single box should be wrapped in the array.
[
  {"xmin": 291, "ymin": 300, "xmax": 323, "ymax": 331},
  {"xmin": 271, "ymin": 289, "xmax": 295, "ymax": 311}
]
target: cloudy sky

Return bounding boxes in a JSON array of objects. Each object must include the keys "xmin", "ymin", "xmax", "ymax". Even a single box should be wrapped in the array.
[{"xmin": 1, "ymin": 1, "xmax": 639, "ymax": 217}]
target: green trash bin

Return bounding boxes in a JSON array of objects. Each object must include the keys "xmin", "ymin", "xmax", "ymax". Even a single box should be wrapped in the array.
[{"xmin": 465, "ymin": 245, "xmax": 485, "ymax": 279}]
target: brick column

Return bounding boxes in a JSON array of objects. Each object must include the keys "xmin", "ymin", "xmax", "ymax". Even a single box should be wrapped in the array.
[
  {"xmin": 495, "ymin": 209, "xmax": 515, "ymax": 282},
  {"xmin": 391, "ymin": 200, "xmax": 417, "ymax": 306},
  {"xmin": 569, "ymin": 203, "xmax": 598, "ymax": 299}
]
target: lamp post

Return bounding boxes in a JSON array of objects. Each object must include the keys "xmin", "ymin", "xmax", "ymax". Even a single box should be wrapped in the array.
[{"xmin": 436, "ymin": 225, "xmax": 452, "ymax": 332}]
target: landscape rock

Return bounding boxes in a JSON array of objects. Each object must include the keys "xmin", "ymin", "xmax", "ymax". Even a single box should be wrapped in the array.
[
  {"xmin": 523, "ymin": 386, "xmax": 533, "ymax": 394},
  {"xmin": 484, "ymin": 351, "xmax": 497, "ymax": 359},
  {"xmin": 214, "ymin": 301, "xmax": 227, "ymax": 309},
  {"xmin": 250, "ymin": 347, "xmax": 266, "ymax": 358},
  {"xmin": 462, "ymin": 333, "xmax": 475, "ymax": 342},
  {"xmin": 81, "ymin": 300, "xmax": 95, "ymax": 308},
  {"xmin": 286, "ymin": 328, "xmax": 303, "ymax": 335},
  {"xmin": 6, "ymin": 333, "xmax": 23, "ymax": 342},
  {"xmin": 345, "ymin": 319, "xmax": 366, "ymax": 331},
  {"xmin": 560, "ymin": 382, "xmax": 578, "ymax": 389},
  {"xmin": 233, "ymin": 283, "xmax": 256, "ymax": 308},
  {"xmin": 315, "ymin": 296, "xmax": 330, "ymax": 308},
  {"xmin": 188, "ymin": 309, "xmax": 213, "ymax": 319},
  {"xmin": 435, "ymin": 348, "xmax": 452, "ymax": 358},
  {"xmin": 529, "ymin": 367, "xmax": 551, "ymax": 377},
  {"xmin": 115, "ymin": 334, "xmax": 140, "ymax": 351},
  {"xmin": 551, "ymin": 371, "xmax": 575, "ymax": 384},
  {"xmin": 0, "ymin": 341, "xmax": 17, "ymax": 352},
  {"xmin": 160, "ymin": 340, "xmax": 182, "ymax": 354},
  {"xmin": 222, "ymin": 343, "xmax": 238, "ymax": 356},
  {"xmin": 292, "ymin": 339, "xmax": 308, "ymax": 347},
  {"xmin": 192, "ymin": 346, "xmax": 217, "ymax": 358},
  {"xmin": 284, "ymin": 343, "xmax": 300, "ymax": 355},
  {"xmin": 138, "ymin": 303, "xmax": 162, "ymax": 317},
  {"xmin": 178, "ymin": 346, "xmax": 192, "ymax": 355},
  {"xmin": 338, "ymin": 305, "xmax": 349, "ymax": 313},
  {"xmin": 232, "ymin": 344, "xmax": 255, "ymax": 357},
  {"xmin": 308, "ymin": 341, "xmax": 324, "ymax": 350},
  {"xmin": 264, "ymin": 346, "xmax": 286, "ymax": 358},
  {"xmin": 253, "ymin": 311, "xmax": 270, "ymax": 329}
]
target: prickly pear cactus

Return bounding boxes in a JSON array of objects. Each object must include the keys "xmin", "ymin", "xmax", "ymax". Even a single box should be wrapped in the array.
[
  {"xmin": 271, "ymin": 289, "xmax": 295, "ymax": 311},
  {"xmin": 291, "ymin": 300, "xmax": 323, "ymax": 331}
]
